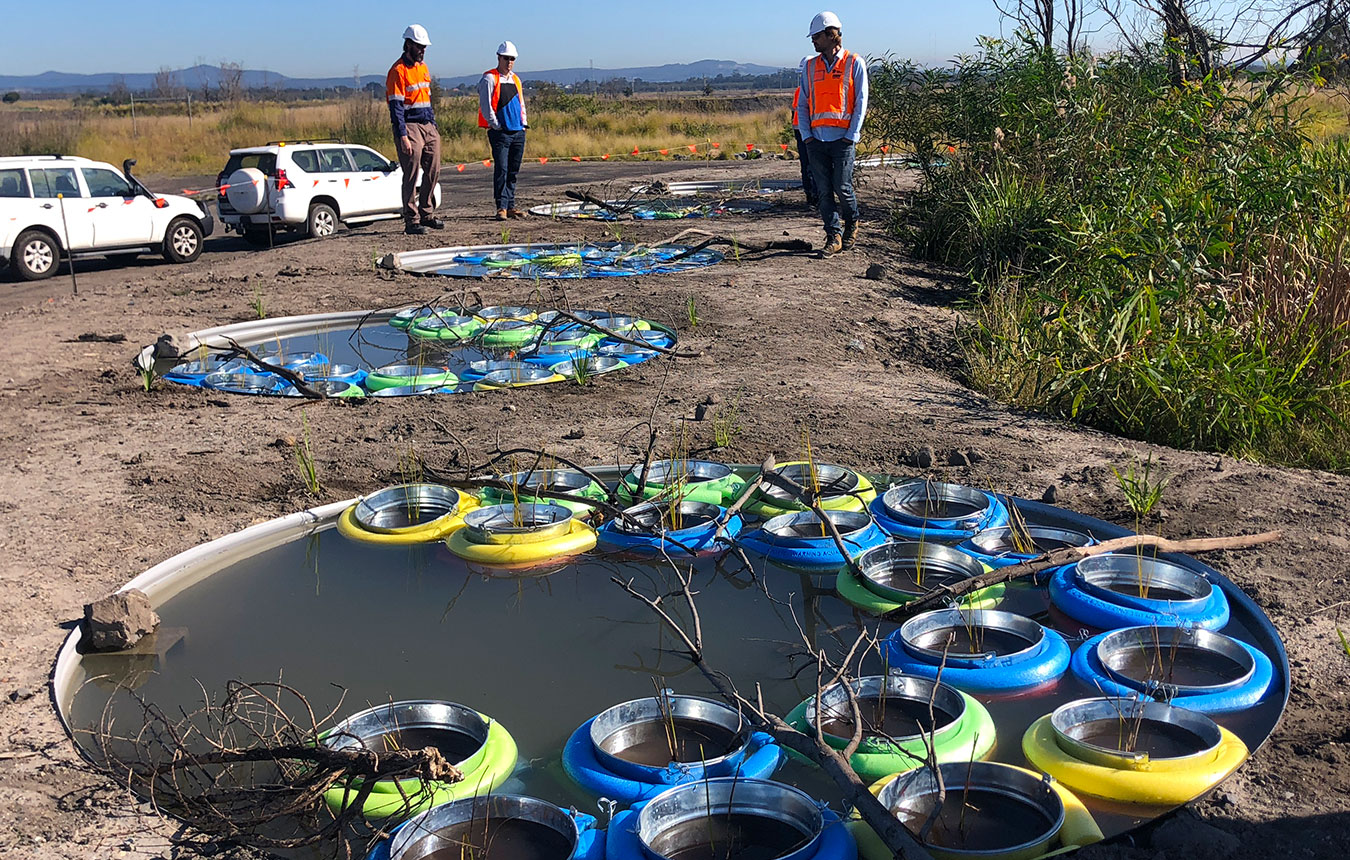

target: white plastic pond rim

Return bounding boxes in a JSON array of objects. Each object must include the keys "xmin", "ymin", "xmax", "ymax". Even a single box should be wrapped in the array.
[
  {"xmin": 50, "ymin": 498, "xmax": 354, "ymax": 724},
  {"xmin": 184, "ymin": 308, "xmax": 404, "ymax": 352}
]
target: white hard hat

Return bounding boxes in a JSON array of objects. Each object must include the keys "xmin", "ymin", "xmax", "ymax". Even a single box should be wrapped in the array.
[
  {"xmin": 497, "ymin": 40, "xmax": 519, "ymax": 58},
  {"xmin": 808, "ymin": 11, "xmax": 842, "ymax": 37},
  {"xmin": 403, "ymin": 24, "xmax": 431, "ymax": 46}
]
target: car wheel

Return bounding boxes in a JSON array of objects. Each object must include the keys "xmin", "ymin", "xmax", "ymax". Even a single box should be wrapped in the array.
[
  {"xmin": 163, "ymin": 217, "xmax": 204, "ymax": 264},
  {"xmin": 12, "ymin": 229, "xmax": 59, "ymax": 281},
  {"xmin": 307, "ymin": 202, "xmax": 338, "ymax": 239}
]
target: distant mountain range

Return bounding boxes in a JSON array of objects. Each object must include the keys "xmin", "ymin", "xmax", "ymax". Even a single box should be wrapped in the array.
[{"xmin": 0, "ymin": 60, "xmax": 786, "ymax": 93}]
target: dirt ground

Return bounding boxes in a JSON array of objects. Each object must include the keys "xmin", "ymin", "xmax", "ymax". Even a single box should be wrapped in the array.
[{"xmin": 0, "ymin": 156, "xmax": 1346, "ymax": 860}]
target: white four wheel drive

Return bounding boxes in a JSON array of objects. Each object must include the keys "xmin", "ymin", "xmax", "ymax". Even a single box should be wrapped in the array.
[
  {"xmin": 217, "ymin": 140, "xmax": 440, "ymax": 244},
  {"xmin": 0, "ymin": 155, "xmax": 214, "ymax": 281}
]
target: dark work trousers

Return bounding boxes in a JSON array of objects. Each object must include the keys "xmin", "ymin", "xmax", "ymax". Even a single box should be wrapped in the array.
[
  {"xmin": 805, "ymin": 137, "xmax": 858, "ymax": 237},
  {"xmin": 397, "ymin": 121, "xmax": 441, "ymax": 225},
  {"xmin": 794, "ymin": 128, "xmax": 817, "ymax": 206},
  {"xmin": 488, "ymin": 128, "xmax": 526, "ymax": 211}
]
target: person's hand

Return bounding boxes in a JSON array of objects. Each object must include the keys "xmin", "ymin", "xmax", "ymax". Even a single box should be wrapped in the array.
[{"xmin": 398, "ymin": 136, "xmax": 411, "ymax": 157}]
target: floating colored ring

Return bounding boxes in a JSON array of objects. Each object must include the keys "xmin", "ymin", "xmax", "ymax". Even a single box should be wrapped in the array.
[
  {"xmin": 869, "ymin": 481, "xmax": 1010, "ymax": 541},
  {"xmin": 597, "ymin": 501, "xmax": 743, "ymax": 556},
  {"xmin": 364, "ymin": 800, "xmax": 605, "ymax": 860},
  {"xmin": 1069, "ymin": 627, "xmax": 1273, "ymax": 714},
  {"xmin": 481, "ymin": 320, "xmax": 545, "ymax": 348},
  {"xmin": 834, "ymin": 564, "xmax": 1004, "ymax": 614},
  {"xmin": 446, "ymin": 515, "xmax": 597, "ymax": 566},
  {"xmin": 744, "ymin": 461, "xmax": 877, "ymax": 518},
  {"xmin": 617, "ymin": 460, "xmax": 747, "ymax": 507},
  {"xmin": 336, "ymin": 485, "xmax": 478, "ymax": 545},
  {"xmin": 479, "ymin": 469, "xmax": 609, "ymax": 515},
  {"xmin": 1048, "ymin": 562, "xmax": 1230, "ymax": 631},
  {"xmin": 785, "ymin": 675, "xmax": 997, "ymax": 783},
  {"xmin": 882, "ymin": 609, "xmax": 1071, "ymax": 694},
  {"xmin": 850, "ymin": 764, "xmax": 1103, "ymax": 860},
  {"xmin": 365, "ymin": 365, "xmax": 457, "ymax": 391},
  {"xmin": 737, "ymin": 510, "xmax": 889, "ymax": 569},
  {"xmin": 407, "ymin": 314, "xmax": 485, "ymax": 342},
  {"xmin": 1021, "ymin": 699, "xmax": 1249, "ymax": 805}
]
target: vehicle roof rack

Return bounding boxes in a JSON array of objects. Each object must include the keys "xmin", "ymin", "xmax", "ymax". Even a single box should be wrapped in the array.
[{"xmin": 264, "ymin": 138, "xmax": 346, "ymax": 146}]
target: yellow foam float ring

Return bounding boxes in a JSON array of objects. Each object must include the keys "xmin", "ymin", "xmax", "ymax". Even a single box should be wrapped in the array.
[
  {"xmin": 445, "ymin": 519, "xmax": 598, "ymax": 565},
  {"xmin": 335, "ymin": 489, "xmax": 479, "ymax": 545},
  {"xmin": 473, "ymin": 372, "xmax": 565, "ymax": 391},
  {"xmin": 744, "ymin": 460, "xmax": 877, "ymax": 519},
  {"xmin": 848, "ymin": 766, "xmax": 1103, "ymax": 860},
  {"xmin": 1021, "ymin": 714, "xmax": 1248, "ymax": 806},
  {"xmin": 323, "ymin": 717, "xmax": 518, "ymax": 820}
]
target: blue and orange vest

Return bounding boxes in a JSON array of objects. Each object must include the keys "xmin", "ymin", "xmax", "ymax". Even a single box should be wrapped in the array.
[{"xmin": 478, "ymin": 69, "xmax": 524, "ymax": 130}]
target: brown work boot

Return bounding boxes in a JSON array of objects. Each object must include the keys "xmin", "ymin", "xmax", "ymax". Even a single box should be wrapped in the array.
[
  {"xmin": 841, "ymin": 220, "xmax": 859, "ymax": 251},
  {"xmin": 821, "ymin": 233, "xmax": 843, "ymax": 257},
  {"xmin": 495, "ymin": 209, "xmax": 508, "ymax": 221},
  {"xmin": 507, "ymin": 208, "xmax": 527, "ymax": 219}
]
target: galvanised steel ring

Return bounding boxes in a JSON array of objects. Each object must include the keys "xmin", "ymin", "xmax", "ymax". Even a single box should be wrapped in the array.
[
  {"xmin": 1021, "ymin": 697, "xmax": 1248, "ymax": 805},
  {"xmin": 616, "ymin": 460, "xmax": 747, "ymax": 507},
  {"xmin": 596, "ymin": 500, "xmax": 743, "ymax": 556},
  {"xmin": 1069, "ymin": 626, "xmax": 1274, "ymax": 714},
  {"xmin": 390, "ymin": 305, "xmax": 460, "ymax": 330},
  {"xmin": 744, "ymin": 461, "xmax": 877, "ymax": 519},
  {"xmin": 882, "ymin": 609, "xmax": 1071, "ymax": 695},
  {"xmin": 336, "ymin": 484, "xmax": 478, "ymax": 545},
  {"xmin": 1049, "ymin": 554, "xmax": 1231, "ymax": 631},
  {"xmin": 603, "ymin": 779, "xmax": 856, "ymax": 860},
  {"xmin": 549, "ymin": 355, "xmax": 627, "ymax": 380},
  {"xmin": 851, "ymin": 764, "xmax": 1104, "ymax": 860},
  {"xmin": 561, "ymin": 694, "xmax": 783, "ymax": 804},
  {"xmin": 473, "ymin": 366, "xmax": 565, "ymax": 391},
  {"xmin": 202, "ymin": 370, "xmax": 290, "ymax": 395},
  {"xmin": 445, "ymin": 503, "xmax": 598, "ymax": 566},
  {"xmin": 285, "ymin": 379, "xmax": 365, "ymax": 398},
  {"xmin": 480, "ymin": 319, "xmax": 545, "ymax": 348},
  {"xmin": 737, "ymin": 510, "xmax": 889, "ymax": 569},
  {"xmin": 957, "ymin": 524, "xmax": 1095, "ymax": 585},
  {"xmin": 163, "ymin": 356, "xmax": 250, "ymax": 386},
  {"xmin": 785, "ymin": 674, "xmax": 997, "ymax": 783},
  {"xmin": 364, "ymin": 364, "xmax": 457, "ymax": 392},
  {"xmin": 479, "ymin": 469, "xmax": 609, "ymax": 515},
  {"xmin": 869, "ymin": 480, "xmax": 1010, "ymax": 541},
  {"xmin": 294, "ymin": 362, "xmax": 366, "ymax": 387},
  {"xmin": 321, "ymin": 700, "xmax": 518, "ymax": 821},
  {"xmin": 835, "ymin": 542, "xmax": 1004, "ymax": 615},
  {"xmin": 364, "ymin": 795, "xmax": 605, "ymax": 860}
]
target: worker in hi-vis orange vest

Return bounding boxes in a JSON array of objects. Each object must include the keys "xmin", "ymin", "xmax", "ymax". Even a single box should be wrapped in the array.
[
  {"xmin": 478, "ymin": 40, "xmax": 529, "ymax": 221},
  {"xmin": 792, "ymin": 56, "xmax": 819, "ymax": 209},
  {"xmin": 387, "ymin": 24, "xmax": 443, "ymax": 235},
  {"xmin": 797, "ymin": 11, "xmax": 868, "ymax": 256}
]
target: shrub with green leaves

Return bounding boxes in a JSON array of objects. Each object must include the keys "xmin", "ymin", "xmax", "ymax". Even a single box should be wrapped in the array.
[{"xmin": 873, "ymin": 37, "xmax": 1350, "ymax": 470}]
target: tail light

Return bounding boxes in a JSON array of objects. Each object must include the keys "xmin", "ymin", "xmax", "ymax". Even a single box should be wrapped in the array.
[
  {"xmin": 216, "ymin": 173, "xmax": 227, "ymax": 196},
  {"xmin": 275, "ymin": 169, "xmax": 294, "ymax": 191}
]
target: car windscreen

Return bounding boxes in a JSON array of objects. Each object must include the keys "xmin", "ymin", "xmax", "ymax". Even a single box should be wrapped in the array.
[{"xmin": 224, "ymin": 153, "xmax": 277, "ymax": 175}]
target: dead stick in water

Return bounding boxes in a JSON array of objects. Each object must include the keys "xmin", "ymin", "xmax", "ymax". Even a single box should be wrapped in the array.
[{"xmin": 880, "ymin": 530, "xmax": 1282, "ymax": 622}]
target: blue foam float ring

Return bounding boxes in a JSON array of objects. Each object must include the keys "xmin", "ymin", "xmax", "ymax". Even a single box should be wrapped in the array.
[
  {"xmin": 1048, "ymin": 563, "xmax": 1230, "ymax": 631},
  {"xmin": 604, "ymin": 799, "xmax": 854, "ymax": 860},
  {"xmin": 280, "ymin": 352, "xmax": 330, "ymax": 371},
  {"xmin": 1069, "ymin": 627, "xmax": 1274, "ymax": 714},
  {"xmin": 868, "ymin": 483, "xmax": 1010, "ymax": 541},
  {"xmin": 881, "ymin": 610, "xmax": 1072, "ymax": 695},
  {"xmin": 562, "ymin": 720, "xmax": 784, "ymax": 805},
  {"xmin": 737, "ymin": 511, "xmax": 889, "ymax": 570},
  {"xmin": 597, "ymin": 507, "xmax": 744, "ymax": 556},
  {"xmin": 364, "ymin": 806, "xmax": 605, "ymax": 860}
]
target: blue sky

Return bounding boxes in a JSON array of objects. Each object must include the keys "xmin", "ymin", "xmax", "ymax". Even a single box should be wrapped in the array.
[{"xmin": 1, "ymin": 1, "xmax": 1025, "ymax": 78}]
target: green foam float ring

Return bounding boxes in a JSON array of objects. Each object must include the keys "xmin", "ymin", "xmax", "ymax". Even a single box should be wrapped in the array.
[
  {"xmin": 744, "ymin": 460, "xmax": 877, "ymax": 519},
  {"xmin": 834, "ymin": 564, "xmax": 1005, "ymax": 613},
  {"xmin": 849, "ymin": 765, "xmax": 1104, "ymax": 860},
  {"xmin": 408, "ymin": 317, "xmax": 485, "ymax": 342},
  {"xmin": 480, "ymin": 482, "xmax": 608, "ymax": 515},
  {"xmin": 365, "ymin": 367, "xmax": 457, "ymax": 391},
  {"xmin": 481, "ymin": 322, "xmax": 545, "ymax": 349},
  {"xmin": 616, "ymin": 467, "xmax": 746, "ymax": 507},
  {"xmin": 784, "ymin": 690, "xmax": 996, "ymax": 783},
  {"xmin": 323, "ymin": 717, "xmax": 518, "ymax": 821},
  {"xmin": 1021, "ymin": 714, "xmax": 1248, "ymax": 806},
  {"xmin": 445, "ymin": 519, "xmax": 598, "ymax": 566}
]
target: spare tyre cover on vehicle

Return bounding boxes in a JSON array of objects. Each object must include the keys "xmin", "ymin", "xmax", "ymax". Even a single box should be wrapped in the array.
[{"xmin": 225, "ymin": 168, "xmax": 268, "ymax": 215}]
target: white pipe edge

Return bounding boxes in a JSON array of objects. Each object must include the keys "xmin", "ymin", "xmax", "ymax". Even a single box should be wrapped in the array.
[
  {"xmin": 51, "ymin": 498, "xmax": 355, "ymax": 725},
  {"xmin": 184, "ymin": 308, "xmax": 406, "ymax": 351}
]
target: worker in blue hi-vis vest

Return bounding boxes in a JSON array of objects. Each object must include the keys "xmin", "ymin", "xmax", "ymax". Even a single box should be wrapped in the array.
[{"xmin": 478, "ymin": 40, "xmax": 530, "ymax": 221}]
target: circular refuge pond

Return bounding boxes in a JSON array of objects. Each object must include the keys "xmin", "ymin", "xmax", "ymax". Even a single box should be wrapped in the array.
[
  {"xmin": 390, "ymin": 242, "xmax": 722, "ymax": 278},
  {"xmin": 152, "ymin": 307, "xmax": 675, "ymax": 398},
  {"xmin": 527, "ymin": 197, "xmax": 775, "ymax": 220},
  {"xmin": 54, "ymin": 469, "xmax": 1288, "ymax": 859}
]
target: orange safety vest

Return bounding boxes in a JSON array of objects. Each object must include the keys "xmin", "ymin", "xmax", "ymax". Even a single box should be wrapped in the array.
[
  {"xmin": 792, "ymin": 87, "xmax": 801, "ymax": 129},
  {"xmin": 804, "ymin": 49, "xmax": 858, "ymax": 130},
  {"xmin": 478, "ymin": 69, "xmax": 523, "ymax": 128},
  {"xmin": 386, "ymin": 59, "xmax": 432, "ymax": 109}
]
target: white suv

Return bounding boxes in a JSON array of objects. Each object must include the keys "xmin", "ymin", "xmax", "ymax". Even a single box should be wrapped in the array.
[
  {"xmin": 1, "ymin": 155, "xmax": 212, "ymax": 281},
  {"xmin": 217, "ymin": 140, "xmax": 439, "ymax": 244}
]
